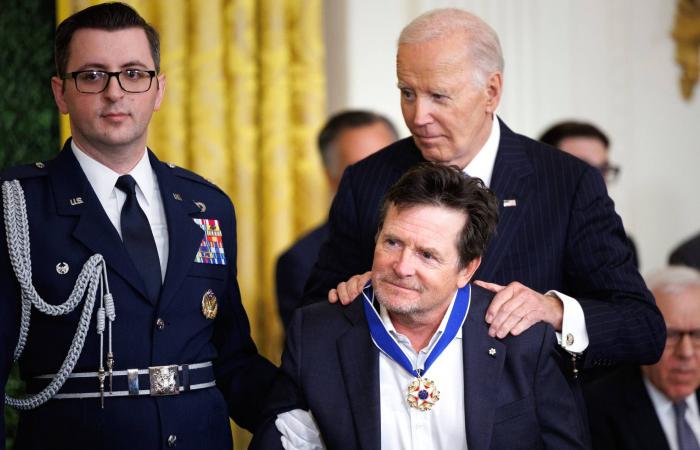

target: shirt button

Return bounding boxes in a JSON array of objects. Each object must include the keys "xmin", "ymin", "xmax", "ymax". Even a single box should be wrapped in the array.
[
  {"xmin": 167, "ymin": 434, "xmax": 177, "ymax": 447},
  {"xmin": 156, "ymin": 318, "xmax": 165, "ymax": 330}
]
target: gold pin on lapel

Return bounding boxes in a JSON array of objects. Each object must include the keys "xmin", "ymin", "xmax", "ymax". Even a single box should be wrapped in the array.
[{"xmin": 201, "ymin": 289, "xmax": 218, "ymax": 319}]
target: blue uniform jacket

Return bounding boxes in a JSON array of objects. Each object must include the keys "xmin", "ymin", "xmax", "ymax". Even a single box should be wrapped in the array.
[{"xmin": 0, "ymin": 140, "xmax": 276, "ymax": 450}]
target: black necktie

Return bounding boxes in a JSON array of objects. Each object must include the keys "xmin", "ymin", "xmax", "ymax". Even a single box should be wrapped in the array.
[
  {"xmin": 674, "ymin": 400, "xmax": 700, "ymax": 450},
  {"xmin": 115, "ymin": 175, "xmax": 162, "ymax": 302}
]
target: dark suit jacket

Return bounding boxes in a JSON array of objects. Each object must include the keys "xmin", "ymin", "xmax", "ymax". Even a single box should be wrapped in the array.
[
  {"xmin": 303, "ymin": 119, "xmax": 665, "ymax": 369},
  {"xmin": 584, "ymin": 366, "xmax": 700, "ymax": 450},
  {"xmin": 276, "ymin": 223, "xmax": 329, "ymax": 330},
  {"xmin": 670, "ymin": 232, "xmax": 700, "ymax": 270},
  {"xmin": 252, "ymin": 284, "xmax": 588, "ymax": 449},
  {"xmin": 0, "ymin": 141, "xmax": 276, "ymax": 450}
]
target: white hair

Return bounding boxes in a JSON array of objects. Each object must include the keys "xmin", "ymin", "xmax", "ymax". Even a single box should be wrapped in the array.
[
  {"xmin": 398, "ymin": 8, "xmax": 504, "ymax": 87},
  {"xmin": 646, "ymin": 265, "xmax": 700, "ymax": 297}
]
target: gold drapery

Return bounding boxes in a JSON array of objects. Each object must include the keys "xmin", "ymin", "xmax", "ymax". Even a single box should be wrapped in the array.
[
  {"xmin": 672, "ymin": 0, "xmax": 700, "ymax": 100},
  {"xmin": 57, "ymin": 0, "xmax": 328, "ymax": 446}
]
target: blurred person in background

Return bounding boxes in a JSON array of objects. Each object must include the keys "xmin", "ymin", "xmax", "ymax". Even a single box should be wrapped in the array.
[
  {"xmin": 670, "ymin": 232, "xmax": 700, "ymax": 270},
  {"xmin": 539, "ymin": 120, "xmax": 639, "ymax": 268},
  {"xmin": 275, "ymin": 110, "xmax": 397, "ymax": 330},
  {"xmin": 585, "ymin": 266, "xmax": 700, "ymax": 450}
]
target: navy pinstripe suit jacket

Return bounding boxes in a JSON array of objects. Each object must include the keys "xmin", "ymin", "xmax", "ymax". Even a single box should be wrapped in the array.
[{"xmin": 303, "ymin": 119, "xmax": 665, "ymax": 369}]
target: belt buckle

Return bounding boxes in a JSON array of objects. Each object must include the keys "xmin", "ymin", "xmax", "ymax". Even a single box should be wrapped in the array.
[{"xmin": 148, "ymin": 365, "xmax": 180, "ymax": 396}]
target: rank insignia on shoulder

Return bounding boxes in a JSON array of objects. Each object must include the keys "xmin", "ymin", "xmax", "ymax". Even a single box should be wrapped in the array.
[
  {"xmin": 202, "ymin": 289, "xmax": 218, "ymax": 319},
  {"xmin": 193, "ymin": 218, "xmax": 226, "ymax": 265}
]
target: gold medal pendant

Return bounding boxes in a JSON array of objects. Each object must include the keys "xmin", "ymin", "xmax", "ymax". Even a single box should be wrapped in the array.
[
  {"xmin": 407, "ymin": 377, "xmax": 440, "ymax": 411},
  {"xmin": 201, "ymin": 289, "xmax": 218, "ymax": 319}
]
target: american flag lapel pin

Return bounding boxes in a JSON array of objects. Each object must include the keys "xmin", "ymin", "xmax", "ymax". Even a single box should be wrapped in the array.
[{"xmin": 503, "ymin": 199, "xmax": 517, "ymax": 207}]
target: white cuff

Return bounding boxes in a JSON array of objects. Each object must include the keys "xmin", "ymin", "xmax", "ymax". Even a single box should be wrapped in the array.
[
  {"xmin": 546, "ymin": 290, "xmax": 589, "ymax": 353},
  {"xmin": 275, "ymin": 409, "xmax": 325, "ymax": 450}
]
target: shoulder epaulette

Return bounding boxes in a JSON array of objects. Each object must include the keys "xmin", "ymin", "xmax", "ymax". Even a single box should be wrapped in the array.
[
  {"xmin": 0, "ymin": 161, "xmax": 49, "ymax": 183},
  {"xmin": 164, "ymin": 162, "xmax": 226, "ymax": 195}
]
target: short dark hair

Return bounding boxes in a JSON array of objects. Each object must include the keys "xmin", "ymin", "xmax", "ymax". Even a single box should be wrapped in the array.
[
  {"xmin": 55, "ymin": 2, "xmax": 161, "ymax": 76},
  {"xmin": 318, "ymin": 110, "xmax": 398, "ymax": 170},
  {"xmin": 539, "ymin": 121, "xmax": 610, "ymax": 149},
  {"xmin": 377, "ymin": 162, "xmax": 499, "ymax": 269}
]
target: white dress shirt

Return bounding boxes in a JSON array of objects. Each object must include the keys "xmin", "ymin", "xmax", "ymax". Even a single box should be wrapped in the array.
[
  {"xmin": 465, "ymin": 115, "xmax": 588, "ymax": 353},
  {"xmin": 72, "ymin": 142, "xmax": 169, "ymax": 280},
  {"xmin": 378, "ymin": 292, "xmax": 467, "ymax": 450},
  {"xmin": 644, "ymin": 377, "xmax": 700, "ymax": 450}
]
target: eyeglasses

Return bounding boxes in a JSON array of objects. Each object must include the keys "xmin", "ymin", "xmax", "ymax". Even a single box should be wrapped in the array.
[
  {"xmin": 599, "ymin": 163, "xmax": 621, "ymax": 183},
  {"xmin": 666, "ymin": 329, "xmax": 700, "ymax": 347},
  {"xmin": 61, "ymin": 70, "xmax": 157, "ymax": 94}
]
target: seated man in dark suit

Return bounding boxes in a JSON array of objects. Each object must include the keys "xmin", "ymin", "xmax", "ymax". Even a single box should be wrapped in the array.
[
  {"xmin": 275, "ymin": 110, "xmax": 397, "ymax": 329},
  {"xmin": 670, "ymin": 232, "xmax": 700, "ymax": 270},
  {"xmin": 252, "ymin": 163, "xmax": 588, "ymax": 450},
  {"xmin": 585, "ymin": 266, "xmax": 700, "ymax": 450}
]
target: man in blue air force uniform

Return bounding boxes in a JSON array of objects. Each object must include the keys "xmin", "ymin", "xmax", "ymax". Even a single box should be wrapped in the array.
[{"xmin": 0, "ymin": 3, "xmax": 275, "ymax": 449}]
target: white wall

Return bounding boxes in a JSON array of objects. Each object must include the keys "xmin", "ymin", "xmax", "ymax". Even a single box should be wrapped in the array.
[{"xmin": 324, "ymin": 0, "xmax": 700, "ymax": 274}]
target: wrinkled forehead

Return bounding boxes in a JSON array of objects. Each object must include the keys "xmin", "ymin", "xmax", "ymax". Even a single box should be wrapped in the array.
[{"xmin": 397, "ymin": 34, "xmax": 470, "ymax": 68}]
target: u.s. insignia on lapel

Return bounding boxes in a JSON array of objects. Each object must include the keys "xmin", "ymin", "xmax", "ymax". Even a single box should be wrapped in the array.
[{"xmin": 193, "ymin": 218, "xmax": 226, "ymax": 265}]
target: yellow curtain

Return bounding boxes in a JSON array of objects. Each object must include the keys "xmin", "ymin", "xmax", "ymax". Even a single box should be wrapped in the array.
[{"xmin": 57, "ymin": 0, "xmax": 328, "ymax": 446}]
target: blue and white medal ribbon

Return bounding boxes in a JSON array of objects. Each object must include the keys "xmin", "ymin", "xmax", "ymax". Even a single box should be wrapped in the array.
[{"xmin": 362, "ymin": 282, "xmax": 471, "ymax": 411}]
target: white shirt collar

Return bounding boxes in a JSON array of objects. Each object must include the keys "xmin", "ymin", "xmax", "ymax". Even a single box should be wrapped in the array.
[
  {"xmin": 378, "ymin": 289, "xmax": 463, "ymax": 353},
  {"xmin": 644, "ymin": 374, "xmax": 700, "ymax": 418},
  {"xmin": 71, "ymin": 140, "xmax": 156, "ymax": 206},
  {"xmin": 463, "ymin": 114, "xmax": 500, "ymax": 187}
]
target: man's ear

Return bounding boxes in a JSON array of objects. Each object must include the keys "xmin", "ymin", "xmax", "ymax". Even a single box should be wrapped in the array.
[
  {"xmin": 153, "ymin": 73, "xmax": 166, "ymax": 111},
  {"xmin": 484, "ymin": 72, "xmax": 502, "ymax": 114},
  {"xmin": 457, "ymin": 256, "xmax": 482, "ymax": 288},
  {"xmin": 51, "ymin": 76, "xmax": 69, "ymax": 115}
]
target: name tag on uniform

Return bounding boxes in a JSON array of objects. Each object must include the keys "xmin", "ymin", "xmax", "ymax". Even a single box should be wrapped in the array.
[{"xmin": 193, "ymin": 218, "xmax": 227, "ymax": 265}]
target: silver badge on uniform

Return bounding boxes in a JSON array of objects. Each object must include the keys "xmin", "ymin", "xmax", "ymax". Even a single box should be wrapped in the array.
[{"xmin": 56, "ymin": 262, "xmax": 69, "ymax": 275}]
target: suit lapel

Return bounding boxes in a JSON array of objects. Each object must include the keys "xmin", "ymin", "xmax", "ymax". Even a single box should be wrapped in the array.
[
  {"xmin": 149, "ymin": 152, "xmax": 203, "ymax": 314},
  {"xmin": 50, "ymin": 142, "xmax": 151, "ymax": 303},
  {"xmin": 462, "ymin": 301, "xmax": 505, "ymax": 449},
  {"xmin": 623, "ymin": 369, "xmax": 671, "ymax": 450},
  {"xmin": 337, "ymin": 302, "xmax": 381, "ymax": 450},
  {"xmin": 476, "ymin": 120, "xmax": 534, "ymax": 281}
]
